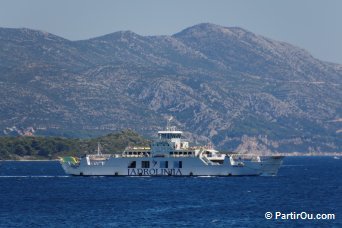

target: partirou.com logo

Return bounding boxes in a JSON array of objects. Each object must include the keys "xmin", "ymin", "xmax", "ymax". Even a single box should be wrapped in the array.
[{"xmin": 265, "ymin": 211, "xmax": 336, "ymax": 220}]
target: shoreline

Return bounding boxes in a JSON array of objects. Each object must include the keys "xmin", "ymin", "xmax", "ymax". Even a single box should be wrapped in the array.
[
  {"xmin": 1, "ymin": 159, "xmax": 59, "ymax": 162},
  {"xmin": 1, "ymin": 154, "xmax": 341, "ymax": 162}
]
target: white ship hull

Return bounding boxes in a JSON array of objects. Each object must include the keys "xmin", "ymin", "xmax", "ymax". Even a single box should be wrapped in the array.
[
  {"xmin": 61, "ymin": 155, "xmax": 284, "ymax": 177},
  {"xmin": 61, "ymin": 124, "xmax": 284, "ymax": 177}
]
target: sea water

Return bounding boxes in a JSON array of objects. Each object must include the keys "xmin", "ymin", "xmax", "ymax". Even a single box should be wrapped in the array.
[{"xmin": 0, "ymin": 157, "xmax": 341, "ymax": 227}]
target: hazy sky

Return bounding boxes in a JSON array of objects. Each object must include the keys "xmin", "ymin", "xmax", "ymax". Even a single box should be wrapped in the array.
[{"xmin": 1, "ymin": 0, "xmax": 341, "ymax": 64}]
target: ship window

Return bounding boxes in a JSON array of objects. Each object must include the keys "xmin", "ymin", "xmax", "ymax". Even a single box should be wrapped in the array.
[
  {"xmin": 174, "ymin": 161, "xmax": 182, "ymax": 168},
  {"xmin": 170, "ymin": 152, "xmax": 174, "ymax": 155},
  {"xmin": 128, "ymin": 161, "xmax": 136, "ymax": 168},
  {"xmin": 141, "ymin": 161, "xmax": 150, "ymax": 168},
  {"xmin": 160, "ymin": 161, "xmax": 168, "ymax": 168}
]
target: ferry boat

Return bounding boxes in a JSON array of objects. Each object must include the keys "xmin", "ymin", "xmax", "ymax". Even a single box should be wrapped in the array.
[{"xmin": 60, "ymin": 126, "xmax": 284, "ymax": 176}]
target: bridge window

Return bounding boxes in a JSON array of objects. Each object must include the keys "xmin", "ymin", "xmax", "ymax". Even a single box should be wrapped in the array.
[{"xmin": 141, "ymin": 161, "xmax": 150, "ymax": 168}]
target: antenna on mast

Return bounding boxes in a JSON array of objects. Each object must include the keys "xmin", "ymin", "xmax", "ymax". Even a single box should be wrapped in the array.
[
  {"xmin": 97, "ymin": 142, "xmax": 102, "ymax": 155},
  {"xmin": 166, "ymin": 116, "xmax": 173, "ymax": 130}
]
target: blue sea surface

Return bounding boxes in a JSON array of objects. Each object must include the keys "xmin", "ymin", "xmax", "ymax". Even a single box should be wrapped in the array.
[{"xmin": 0, "ymin": 157, "xmax": 341, "ymax": 227}]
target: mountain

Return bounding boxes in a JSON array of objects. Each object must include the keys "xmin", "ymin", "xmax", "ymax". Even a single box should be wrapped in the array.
[{"xmin": 0, "ymin": 23, "xmax": 341, "ymax": 153}]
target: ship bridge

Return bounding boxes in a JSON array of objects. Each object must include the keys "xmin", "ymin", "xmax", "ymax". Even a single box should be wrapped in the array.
[
  {"xmin": 158, "ymin": 130, "xmax": 183, "ymax": 140},
  {"xmin": 153, "ymin": 126, "xmax": 189, "ymax": 154}
]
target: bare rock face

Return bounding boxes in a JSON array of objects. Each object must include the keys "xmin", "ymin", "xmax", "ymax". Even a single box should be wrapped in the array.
[
  {"xmin": 0, "ymin": 23, "xmax": 341, "ymax": 152},
  {"xmin": 234, "ymin": 135, "xmax": 273, "ymax": 155}
]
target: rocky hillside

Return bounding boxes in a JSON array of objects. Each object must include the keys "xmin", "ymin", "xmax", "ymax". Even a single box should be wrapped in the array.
[{"xmin": 0, "ymin": 23, "xmax": 341, "ymax": 152}]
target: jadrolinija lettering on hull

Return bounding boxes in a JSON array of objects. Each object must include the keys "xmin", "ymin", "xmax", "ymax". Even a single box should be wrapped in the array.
[{"xmin": 127, "ymin": 168, "xmax": 182, "ymax": 176}]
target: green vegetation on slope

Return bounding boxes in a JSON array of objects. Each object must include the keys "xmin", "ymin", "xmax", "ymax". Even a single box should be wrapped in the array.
[{"xmin": 0, "ymin": 130, "xmax": 150, "ymax": 160}]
